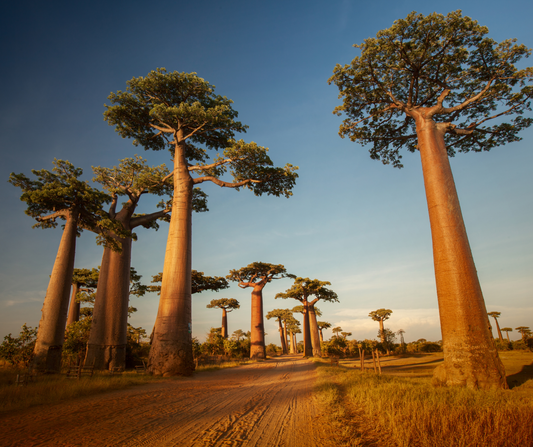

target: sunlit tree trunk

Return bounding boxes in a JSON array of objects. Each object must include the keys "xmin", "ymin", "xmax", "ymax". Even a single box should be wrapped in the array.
[
  {"xmin": 149, "ymin": 142, "xmax": 195, "ymax": 375},
  {"xmin": 250, "ymin": 285, "xmax": 267, "ymax": 359},
  {"xmin": 66, "ymin": 283, "xmax": 80, "ymax": 327},
  {"xmin": 302, "ymin": 301, "xmax": 312, "ymax": 357},
  {"xmin": 33, "ymin": 209, "xmax": 79, "ymax": 373},
  {"xmin": 308, "ymin": 306, "xmax": 322, "ymax": 357},
  {"xmin": 416, "ymin": 115, "xmax": 507, "ymax": 389},
  {"xmin": 221, "ymin": 309, "xmax": 228, "ymax": 339},
  {"xmin": 277, "ymin": 318, "xmax": 287, "ymax": 354},
  {"xmin": 85, "ymin": 237, "xmax": 132, "ymax": 370}
]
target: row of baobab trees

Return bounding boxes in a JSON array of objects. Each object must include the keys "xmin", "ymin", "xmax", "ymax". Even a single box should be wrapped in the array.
[{"xmin": 9, "ymin": 10, "xmax": 533, "ymax": 390}]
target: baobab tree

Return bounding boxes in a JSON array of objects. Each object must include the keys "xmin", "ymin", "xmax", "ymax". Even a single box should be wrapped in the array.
[
  {"xmin": 266, "ymin": 309, "xmax": 292, "ymax": 354},
  {"xmin": 329, "ymin": 11, "xmax": 532, "ymax": 388},
  {"xmin": 85, "ymin": 157, "xmax": 176, "ymax": 370},
  {"xmin": 67, "ymin": 268, "xmax": 99, "ymax": 326},
  {"xmin": 317, "ymin": 321, "xmax": 332, "ymax": 343},
  {"xmin": 341, "ymin": 332, "xmax": 352, "ymax": 340},
  {"xmin": 369, "ymin": 309, "xmax": 393, "ymax": 344},
  {"xmin": 9, "ymin": 160, "xmax": 110, "ymax": 373},
  {"xmin": 105, "ymin": 69, "xmax": 298, "ymax": 376},
  {"xmin": 332, "ymin": 327, "xmax": 342, "ymax": 339},
  {"xmin": 227, "ymin": 263, "xmax": 293, "ymax": 359},
  {"xmin": 397, "ymin": 329, "xmax": 406, "ymax": 346},
  {"xmin": 207, "ymin": 299, "xmax": 240, "ymax": 338},
  {"xmin": 487, "ymin": 312, "xmax": 504, "ymax": 342},
  {"xmin": 292, "ymin": 305, "xmax": 323, "ymax": 356},
  {"xmin": 516, "ymin": 326, "xmax": 531, "ymax": 342},
  {"xmin": 286, "ymin": 318, "xmax": 301, "ymax": 354},
  {"xmin": 501, "ymin": 327, "xmax": 513, "ymax": 342},
  {"xmin": 276, "ymin": 278, "xmax": 338, "ymax": 357}
]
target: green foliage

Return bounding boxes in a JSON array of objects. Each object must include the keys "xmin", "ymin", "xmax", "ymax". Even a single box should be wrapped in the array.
[
  {"xmin": 206, "ymin": 298, "xmax": 240, "ymax": 311},
  {"xmin": 149, "ymin": 270, "xmax": 229, "ymax": 295},
  {"xmin": 9, "ymin": 159, "xmax": 110, "ymax": 232},
  {"xmin": 63, "ymin": 319, "xmax": 92, "ymax": 364},
  {"xmin": 266, "ymin": 343, "xmax": 279, "ymax": 356},
  {"xmin": 378, "ymin": 328, "xmax": 397, "ymax": 352},
  {"xmin": 227, "ymin": 262, "xmax": 293, "ymax": 285},
  {"xmin": 104, "ymin": 68, "xmax": 298, "ymax": 197},
  {"xmin": 0, "ymin": 324, "xmax": 37, "ymax": 367},
  {"xmin": 275, "ymin": 277, "xmax": 338, "ymax": 304},
  {"xmin": 323, "ymin": 337, "xmax": 347, "ymax": 357},
  {"xmin": 329, "ymin": 10, "xmax": 533, "ymax": 168},
  {"xmin": 369, "ymin": 308, "xmax": 392, "ymax": 322}
]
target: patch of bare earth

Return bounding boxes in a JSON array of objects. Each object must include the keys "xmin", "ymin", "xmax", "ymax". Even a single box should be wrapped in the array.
[{"xmin": 0, "ymin": 355, "xmax": 336, "ymax": 447}]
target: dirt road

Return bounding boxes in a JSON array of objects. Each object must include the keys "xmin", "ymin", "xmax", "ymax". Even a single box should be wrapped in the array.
[{"xmin": 0, "ymin": 356, "xmax": 332, "ymax": 447}]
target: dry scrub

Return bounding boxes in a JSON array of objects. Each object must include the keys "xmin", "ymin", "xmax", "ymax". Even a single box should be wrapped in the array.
[{"xmin": 314, "ymin": 353, "xmax": 533, "ymax": 447}]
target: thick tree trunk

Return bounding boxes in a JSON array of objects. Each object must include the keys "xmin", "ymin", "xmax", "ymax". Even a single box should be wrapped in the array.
[
  {"xmin": 378, "ymin": 320, "xmax": 385, "ymax": 343},
  {"xmin": 85, "ymin": 237, "xmax": 132, "ymax": 370},
  {"xmin": 416, "ymin": 116, "xmax": 507, "ymax": 390},
  {"xmin": 308, "ymin": 306, "xmax": 322, "ymax": 357},
  {"xmin": 302, "ymin": 301, "xmax": 312, "ymax": 357},
  {"xmin": 283, "ymin": 321, "xmax": 289, "ymax": 350},
  {"xmin": 291, "ymin": 332, "xmax": 297, "ymax": 353},
  {"xmin": 66, "ymin": 283, "xmax": 80, "ymax": 327},
  {"xmin": 149, "ymin": 148, "xmax": 195, "ymax": 376},
  {"xmin": 277, "ymin": 318, "xmax": 287, "ymax": 354},
  {"xmin": 221, "ymin": 309, "xmax": 228, "ymax": 339},
  {"xmin": 250, "ymin": 286, "xmax": 266, "ymax": 359},
  {"xmin": 33, "ymin": 209, "xmax": 79, "ymax": 373}
]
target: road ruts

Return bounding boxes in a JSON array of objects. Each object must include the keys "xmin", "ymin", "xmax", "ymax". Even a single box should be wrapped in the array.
[{"xmin": 0, "ymin": 355, "xmax": 332, "ymax": 447}]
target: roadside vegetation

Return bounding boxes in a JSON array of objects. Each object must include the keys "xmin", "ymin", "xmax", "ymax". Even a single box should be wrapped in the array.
[{"xmin": 314, "ymin": 352, "xmax": 533, "ymax": 447}]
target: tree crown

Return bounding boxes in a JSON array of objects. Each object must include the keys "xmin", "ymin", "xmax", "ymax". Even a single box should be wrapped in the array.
[
  {"xmin": 329, "ymin": 10, "xmax": 533, "ymax": 168},
  {"xmin": 206, "ymin": 298, "xmax": 240, "ymax": 311},
  {"xmin": 149, "ymin": 270, "xmax": 229, "ymax": 295},
  {"xmin": 275, "ymin": 277, "xmax": 338, "ymax": 304},
  {"xmin": 369, "ymin": 308, "xmax": 393, "ymax": 322},
  {"xmin": 227, "ymin": 262, "xmax": 293, "ymax": 288}
]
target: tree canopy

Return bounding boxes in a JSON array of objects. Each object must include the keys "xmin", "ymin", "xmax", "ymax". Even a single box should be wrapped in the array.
[
  {"xmin": 149, "ymin": 270, "xmax": 229, "ymax": 295},
  {"xmin": 329, "ymin": 10, "xmax": 533, "ymax": 168}
]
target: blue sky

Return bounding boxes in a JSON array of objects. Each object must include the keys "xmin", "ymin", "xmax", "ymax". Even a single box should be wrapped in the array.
[{"xmin": 1, "ymin": 0, "xmax": 532, "ymax": 345}]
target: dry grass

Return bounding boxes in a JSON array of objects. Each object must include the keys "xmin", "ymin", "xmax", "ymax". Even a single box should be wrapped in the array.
[{"xmin": 314, "ymin": 352, "xmax": 533, "ymax": 447}]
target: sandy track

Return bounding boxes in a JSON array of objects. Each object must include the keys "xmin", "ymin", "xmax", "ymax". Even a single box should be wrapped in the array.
[{"xmin": 0, "ymin": 356, "xmax": 332, "ymax": 447}]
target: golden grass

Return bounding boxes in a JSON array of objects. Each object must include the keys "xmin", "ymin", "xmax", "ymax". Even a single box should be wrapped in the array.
[
  {"xmin": 0, "ymin": 369, "xmax": 162, "ymax": 414},
  {"xmin": 314, "ymin": 352, "xmax": 533, "ymax": 447}
]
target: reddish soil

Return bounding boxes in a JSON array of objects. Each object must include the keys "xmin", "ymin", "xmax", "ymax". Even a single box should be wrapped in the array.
[{"xmin": 0, "ymin": 356, "xmax": 333, "ymax": 447}]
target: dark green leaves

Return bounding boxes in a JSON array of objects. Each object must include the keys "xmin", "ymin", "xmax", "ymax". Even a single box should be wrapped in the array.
[{"xmin": 330, "ymin": 10, "xmax": 533, "ymax": 167}]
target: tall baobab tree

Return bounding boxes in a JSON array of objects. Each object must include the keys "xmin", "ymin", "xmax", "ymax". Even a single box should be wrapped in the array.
[
  {"xmin": 207, "ymin": 299, "xmax": 240, "ymax": 338},
  {"xmin": 369, "ymin": 309, "xmax": 393, "ymax": 344},
  {"xmin": 86, "ymin": 157, "xmax": 176, "ymax": 370},
  {"xmin": 329, "ymin": 10, "xmax": 531, "ymax": 389},
  {"xmin": 516, "ymin": 326, "xmax": 531, "ymax": 342},
  {"xmin": 227, "ymin": 263, "xmax": 293, "ymax": 359},
  {"xmin": 501, "ymin": 327, "xmax": 513, "ymax": 343},
  {"xmin": 487, "ymin": 312, "xmax": 504, "ymax": 342},
  {"xmin": 317, "ymin": 321, "xmax": 332, "ymax": 343},
  {"xmin": 67, "ymin": 268, "xmax": 99, "ymax": 326},
  {"xmin": 104, "ymin": 69, "xmax": 298, "ymax": 376},
  {"xmin": 286, "ymin": 318, "xmax": 301, "ymax": 354},
  {"xmin": 292, "ymin": 304, "xmax": 323, "ymax": 357},
  {"xmin": 276, "ymin": 278, "xmax": 338, "ymax": 357},
  {"xmin": 266, "ymin": 309, "xmax": 292, "ymax": 354},
  {"xmin": 9, "ymin": 160, "xmax": 110, "ymax": 373},
  {"xmin": 332, "ymin": 327, "xmax": 342, "ymax": 339},
  {"xmin": 397, "ymin": 329, "xmax": 406, "ymax": 346}
]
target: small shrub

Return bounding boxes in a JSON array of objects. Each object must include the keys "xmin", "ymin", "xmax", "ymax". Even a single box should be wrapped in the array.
[{"xmin": 0, "ymin": 324, "xmax": 37, "ymax": 367}]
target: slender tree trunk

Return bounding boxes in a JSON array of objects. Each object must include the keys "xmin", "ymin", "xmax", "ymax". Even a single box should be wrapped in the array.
[
  {"xmin": 292, "ymin": 333, "xmax": 297, "ymax": 353},
  {"xmin": 308, "ymin": 306, "xmax": 322, "ymax": 357},
  {"xmin": 250, "ymin": 285, "xmax": 266, "ymax": 359},
  {"xmin": 493, "ymin": 318, "xmax": 504, "ymax": 343},
  {"xmin": 506, "ymin": 332, "xmax": 510, "ymax": 343},
  {"xmin": 289, "ymin": 331, "xmax": 295, "ymax": 354},
  {"xmin": 66, "ymin": 282, "xmax": 80, "ymax": 327},
  {"xmin": 277, "ymin": 318, "xmax": 287, "ymax": 354},
  {"xmin": 302, "ymin": 301, "xmax": 312, "ymax": 357},
  {"xmin": 33, "ymin": 209, "xmax": 79, "ymax": 373},
  {"xmin": 319, "ymin": 329, "xmax": 324, "ymax": 343},
  {"xmin": 85, "ymin": 237, "xmax": 132, "ymax": 370},
  {"xmin": 416, "ymin": 116, "xmax": 507, "ymax": 390},
  {"xmin": 149, "ymin": 142, "xmax": 195, "ymax": 376},
  {"xmin": 283, "ymin": 321, "xmax": 289, "ymax": 350}
]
